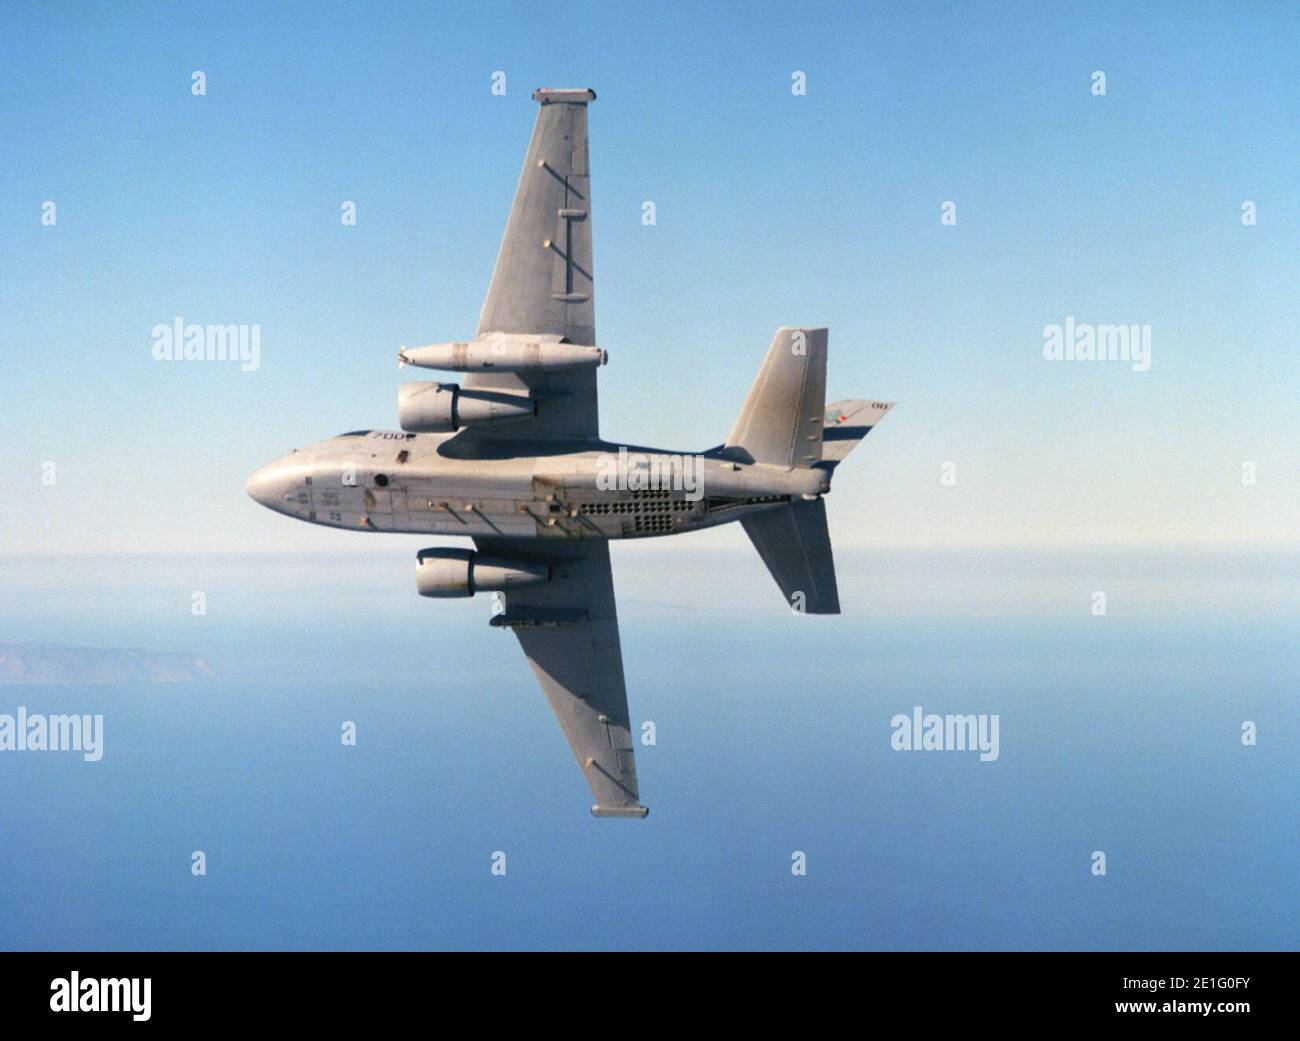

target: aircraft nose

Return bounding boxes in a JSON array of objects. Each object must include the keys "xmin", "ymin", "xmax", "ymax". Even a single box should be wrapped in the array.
[{"xmin": 246, "ymin": 461, "xmax": 294, "ymax": 511}]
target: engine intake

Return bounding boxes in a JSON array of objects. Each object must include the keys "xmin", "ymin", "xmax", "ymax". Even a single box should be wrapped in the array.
[
  {"xmin": 398, "ymin": 381, "xmax": 535, "ymax": 433},
  {"xmin": 415, "ymin": 547, "xmax": 550, "ymax": 598}
]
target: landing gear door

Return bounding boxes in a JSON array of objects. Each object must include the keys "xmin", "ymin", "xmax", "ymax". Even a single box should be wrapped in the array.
[{"xmin": 529, "ymin": 465, "xmax": 589, "ymax": 538}]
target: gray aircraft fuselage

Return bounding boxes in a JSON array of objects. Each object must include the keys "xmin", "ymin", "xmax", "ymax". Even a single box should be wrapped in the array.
[
  {"xmin": 247, "ymin": 432, "xmax": 829, "ymax": 539},
  {"xmin": 243, "ymin": 87, "xmax": 889, "ymax": 817}
]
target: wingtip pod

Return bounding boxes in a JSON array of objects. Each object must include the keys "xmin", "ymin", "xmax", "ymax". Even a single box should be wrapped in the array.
[
  {"xmin": 533, "ymin": 87, "xmax": 596, "ymax": 104},
  {"xmin": 591, "ymin": 804, "xmax": 649, "ymax": 819}
]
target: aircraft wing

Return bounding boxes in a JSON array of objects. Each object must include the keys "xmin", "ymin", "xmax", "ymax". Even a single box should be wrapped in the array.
[
  {"xmin": 475, "ymin": 535, "xmax": 647, "ymax": 818},
  {"xmin": 468, "ymin": 88, "xmax": 599, "ymax": 440}
]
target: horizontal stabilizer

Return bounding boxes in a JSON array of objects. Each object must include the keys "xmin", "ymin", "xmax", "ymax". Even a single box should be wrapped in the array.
[
  {"xmin": 740, "ymin": 497, "xmax": 840, "ymax": 614},
  {"xmin": 725, "ymin": 327, "xmax": 828, "ymax": 467}
]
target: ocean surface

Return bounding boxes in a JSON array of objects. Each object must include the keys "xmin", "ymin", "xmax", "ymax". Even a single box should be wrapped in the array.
[{"xmin": 0, "ymin": 548, "xmax": 1295, "ymax": 950}]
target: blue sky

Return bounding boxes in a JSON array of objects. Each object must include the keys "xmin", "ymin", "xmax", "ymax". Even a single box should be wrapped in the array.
[{"xmin": 1, "ymin": 1, "xmax": 1296, "ymax": 553}]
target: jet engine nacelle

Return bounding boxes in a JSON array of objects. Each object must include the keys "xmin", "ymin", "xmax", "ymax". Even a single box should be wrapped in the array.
[
  {"xmin": 398, "ymin": 381, "xmax": 535, "ymax": 433},
  {"xmin": 415, "ymin": 547, "xmax": 550, "ymax": 598},
  {"xmin": 399, "ymin": 336, "xmax": 607, "ymax": 373}
]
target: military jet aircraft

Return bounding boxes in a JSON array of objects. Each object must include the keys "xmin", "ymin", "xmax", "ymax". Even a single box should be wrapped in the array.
[{"xmin": 247, "ymin": 88, "xmax": 894, "ymax": 818}]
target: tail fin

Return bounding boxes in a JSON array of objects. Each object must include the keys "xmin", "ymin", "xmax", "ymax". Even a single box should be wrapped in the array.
[
  {"xmin": 740, "ymin": 498, "xmax": 840, "ymax": 614},
  {"xmin": 821, "ymin": 399, "xmax": 896, "ymax": 470},
  {"xmin": 724, "ymin": 327, "xmax": 827, "ymax": 467}
]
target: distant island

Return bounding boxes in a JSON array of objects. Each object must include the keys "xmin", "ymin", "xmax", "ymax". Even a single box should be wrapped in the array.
[{"xmin": 0, "ymin": 642, "xmax": 216, "ymax": 686}]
